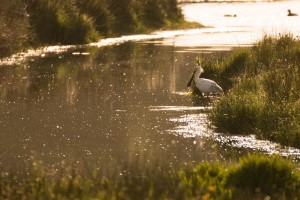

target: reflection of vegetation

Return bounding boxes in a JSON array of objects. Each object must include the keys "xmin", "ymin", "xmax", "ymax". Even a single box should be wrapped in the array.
[
  {"xmin": 1, "ymin": 154, "xmax": 299, "ymax": 199},
  {"xmin": 0, "ymin": 43, "xmax": 175, "ymax": 107},
  {"xmin": 207, "ymin": 34, "xmax": 300, "ymax": 147},
  {"xmin": 0, "ymin": 0, "xmax": 199, "ymax": 57}
]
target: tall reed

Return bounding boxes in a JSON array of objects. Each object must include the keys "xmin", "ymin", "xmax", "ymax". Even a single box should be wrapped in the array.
[{"xmin": 210, "ymin": 34, "xmax": 300, "ymax": 147}]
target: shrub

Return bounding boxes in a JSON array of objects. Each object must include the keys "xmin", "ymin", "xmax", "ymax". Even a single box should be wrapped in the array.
[
  {"xmin": 226, "ymin": 154, "xmax": 300, "ymax": 199},
  {"xmin": 211, "ymin": 78, "xmax": 265, "ymax": 134},
  {"xmin": 107, "ymin": 0, "xmax": 138, "ymax": 34},
  {"xmin": 24, "ymin": 0, "xmax": 99, "ymax": 44},
  {"xmin": 0, "ymin": 0, "xmax": 187, "ymax": 54},
  {"xmin": 177, "ymin": 163, "xmax": 231, "ymax": 199},
  {"xmin": 0, "ymin": 0, "xmax": 30, "ymax": 56}
]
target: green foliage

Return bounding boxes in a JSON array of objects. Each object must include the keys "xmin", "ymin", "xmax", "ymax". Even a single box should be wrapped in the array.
[
  {"xmin": 200, "ymin": 49, "xmax": 252, "ymax": 91},
  {"xmin": 1, "ymin": 155, "xmax": 299, "ymax": 199},
  {"xmin": 177, "ymin": 163, "xmax": 231, "ymax": 199},
  {"xmin": 226, "ymin": 154, "xmax": 300, "ymax": 199},
  {"xmin": 76, "ymin": 0, "xmax": 113, "ymax": 36},
  {"xmin": 254, "ymin": 34, "xmax": 299, "ymax": 68},
  {"xmin": 0, "ymin": 0, "xmax": 188, "ymax": 50},
  {"xmin": 210, "ymin": 35, "xmax": 300, "ymax": 147},
  {"xmin": 212, "ymin": 80, "xmax": 264, "ymax": 134},
  {"xmin": 0, "ymin": 0, "xmax": 30, "ymax": 56},
  {"xmin": 24, "ymin": 0, "xmax": 100, "ymax": 44}
]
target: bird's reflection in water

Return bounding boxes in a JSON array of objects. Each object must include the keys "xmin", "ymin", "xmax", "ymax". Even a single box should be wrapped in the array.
[{"xmin": 188, "ymin": 86, "xmax": 223, "ymax": 108}]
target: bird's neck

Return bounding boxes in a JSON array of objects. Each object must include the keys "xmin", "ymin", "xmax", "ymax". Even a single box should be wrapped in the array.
[{"xmin": 194, "ymin": 71, "xmax": 201, "ymax": 82}]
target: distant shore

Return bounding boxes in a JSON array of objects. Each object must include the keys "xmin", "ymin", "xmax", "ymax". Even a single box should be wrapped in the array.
[{"xmin": 0, "ymin": 0, "xmax": 202, "ymax": 59}]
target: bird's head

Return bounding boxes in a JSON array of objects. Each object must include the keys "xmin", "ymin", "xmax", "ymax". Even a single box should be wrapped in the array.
[
  {"xmin": 194, "ymin": 66, "xmax": 204, "ymax": 73},
  {"xmin": 187, "ymin": 57, "xmax": 205, "ymax": 87},
  {"xmin": 194, "ymin": 57, "xmax": 204, "ymax": 73}
]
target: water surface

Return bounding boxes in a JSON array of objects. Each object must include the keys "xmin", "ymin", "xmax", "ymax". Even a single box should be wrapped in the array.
[{"xmin": 1, "ymin": 0, "xmax": 300, "ymax": 173}]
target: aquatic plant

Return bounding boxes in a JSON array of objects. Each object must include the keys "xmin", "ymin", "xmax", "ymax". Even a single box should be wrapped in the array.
[{"xmin": 210, "ymin": 34, "xmax": 300, "ymax": 148}]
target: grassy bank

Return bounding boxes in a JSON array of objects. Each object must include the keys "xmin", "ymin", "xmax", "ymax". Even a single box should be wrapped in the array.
[
  {"xmin": 0, "ymin": 0, "xmax": 200, "ymax": 58},
  {"xmin": 1, "ymin": 154, "xmax": 299, "ymax": 199},
  {"xmin": 202, "ymin": 34, "xmax": 300, "ymax": 148}
]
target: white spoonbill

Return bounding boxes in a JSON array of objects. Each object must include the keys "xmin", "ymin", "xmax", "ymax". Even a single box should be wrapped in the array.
[{"xmin": 187, "ymin": 66, "xmax": 224, "ymax": 96}]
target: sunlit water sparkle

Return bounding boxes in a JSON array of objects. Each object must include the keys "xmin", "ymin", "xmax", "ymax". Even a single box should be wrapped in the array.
[
  {"xmin": 162, "ymin": 106, "xmax": 300, "ymax": 159},
  {"xmin": 1, "ymin": 0, "xmax": 300, "ymax": 172}
]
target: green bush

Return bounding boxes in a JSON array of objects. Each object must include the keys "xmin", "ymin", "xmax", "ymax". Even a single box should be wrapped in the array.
[
  {"xmin": 0, "ymin": 0, "xmax": 30, "ymax": 56},
  {"xmin": 76, "ymin": 0, "xmax": 113, "ymax": 36},
  {"xmin": 0, "ymin": 0, "xmax": 187, "ymax": 50},
  {"xmin": 18, "ymin": 0, "xmax": 186, "ymax": 46},
  {"xmin": 24, "ymin": 0, "xmax": 99, "ymax": 44},
  {"xmin": 226, "ymin": 154, "xmax": 300, "ymax": 199},
  {"xmin": 177, "ymin": 163, "xmax": 231, "ymax": 199}
]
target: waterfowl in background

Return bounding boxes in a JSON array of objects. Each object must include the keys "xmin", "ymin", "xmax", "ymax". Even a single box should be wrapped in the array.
[
  {"xmin": 288, "ymin": 9, "xmax": 298, "ymax": 16},
  {"xmin": 224, "ymin": 14, "xmax": 237, "ymax": 17}
]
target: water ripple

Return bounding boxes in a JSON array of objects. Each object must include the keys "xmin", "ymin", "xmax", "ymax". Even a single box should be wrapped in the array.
[{"xmin": 167, "ymin": 112, "xmax": 300, "ymax": 158}]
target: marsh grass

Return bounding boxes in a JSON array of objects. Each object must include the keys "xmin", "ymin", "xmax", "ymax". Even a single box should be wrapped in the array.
[
  {"xmin": 1, "ymin": 155, "xmax": 299, "ymax": 199},
  {"xmin": 210, "ymin": 34, "xmax": 300, "ymax": 147}
]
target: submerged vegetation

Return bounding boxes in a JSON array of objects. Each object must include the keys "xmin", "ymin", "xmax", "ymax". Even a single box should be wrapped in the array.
[
  {"xmin": 203, "ymin": 34, "xmax": 300, "ymax": 148},
  {"xmin": 1, "ymin": 155, "xmax": 299, "ymax": 199},
  {"xmin": 0, "ymin": 0, "xmax": 198, "ymax": 57}
]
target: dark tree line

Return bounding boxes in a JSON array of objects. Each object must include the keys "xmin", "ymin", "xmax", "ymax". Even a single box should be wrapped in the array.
[{"xmin": 0, "ymin": 0, "xmax": 184, "ymax": 57}]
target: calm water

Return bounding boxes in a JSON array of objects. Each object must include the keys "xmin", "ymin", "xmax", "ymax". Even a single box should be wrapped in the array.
[
  {"xmin": 1, "ymin": 1, "xmax": 300, "ymax": 173},
  {"xmin": 176, "ymin": 0, "xmax": 300, "ymax": 47}
]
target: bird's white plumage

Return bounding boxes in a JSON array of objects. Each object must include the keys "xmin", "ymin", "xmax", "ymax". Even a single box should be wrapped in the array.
[{"xmin": 187, "ymin": 66, "xmax": 223, "ymax": 96}]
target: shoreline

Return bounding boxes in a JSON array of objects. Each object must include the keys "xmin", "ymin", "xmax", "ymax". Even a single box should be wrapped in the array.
[{"xmin": 0, "ymin": 24, "xmax": 206, "ymax": 66}]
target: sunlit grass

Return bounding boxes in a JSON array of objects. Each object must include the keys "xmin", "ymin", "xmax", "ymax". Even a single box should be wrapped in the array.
[
  {"xmin": 1, "ymin": 155, "xmax": 299, "ymax": 199},
  {"xmin": 226, "ymin": 154, "xmax": 300, "ymax": 199},
  {"xmin": 210, "ymin": 34, "xmax": 300, "ymax": 148}
]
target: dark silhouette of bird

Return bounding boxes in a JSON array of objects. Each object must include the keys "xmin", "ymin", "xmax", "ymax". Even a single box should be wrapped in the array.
[
  {"xmin": 288, "ymin": 9, "xmax": 298, "ymax": 16},
  {"xmin": 224, "ymin": 14, "xmax": 237, "ymax": 17}
]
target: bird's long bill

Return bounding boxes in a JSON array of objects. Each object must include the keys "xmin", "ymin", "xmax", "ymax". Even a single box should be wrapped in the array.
[{"xmin": 187, "ymin": 71, "xmax": 195, "ymax": 87}]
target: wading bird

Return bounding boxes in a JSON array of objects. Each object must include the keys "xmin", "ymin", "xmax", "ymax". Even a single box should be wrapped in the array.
[{"xmin": 187, "ymin": 66, "xmax": 224, "ymax": 97}]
